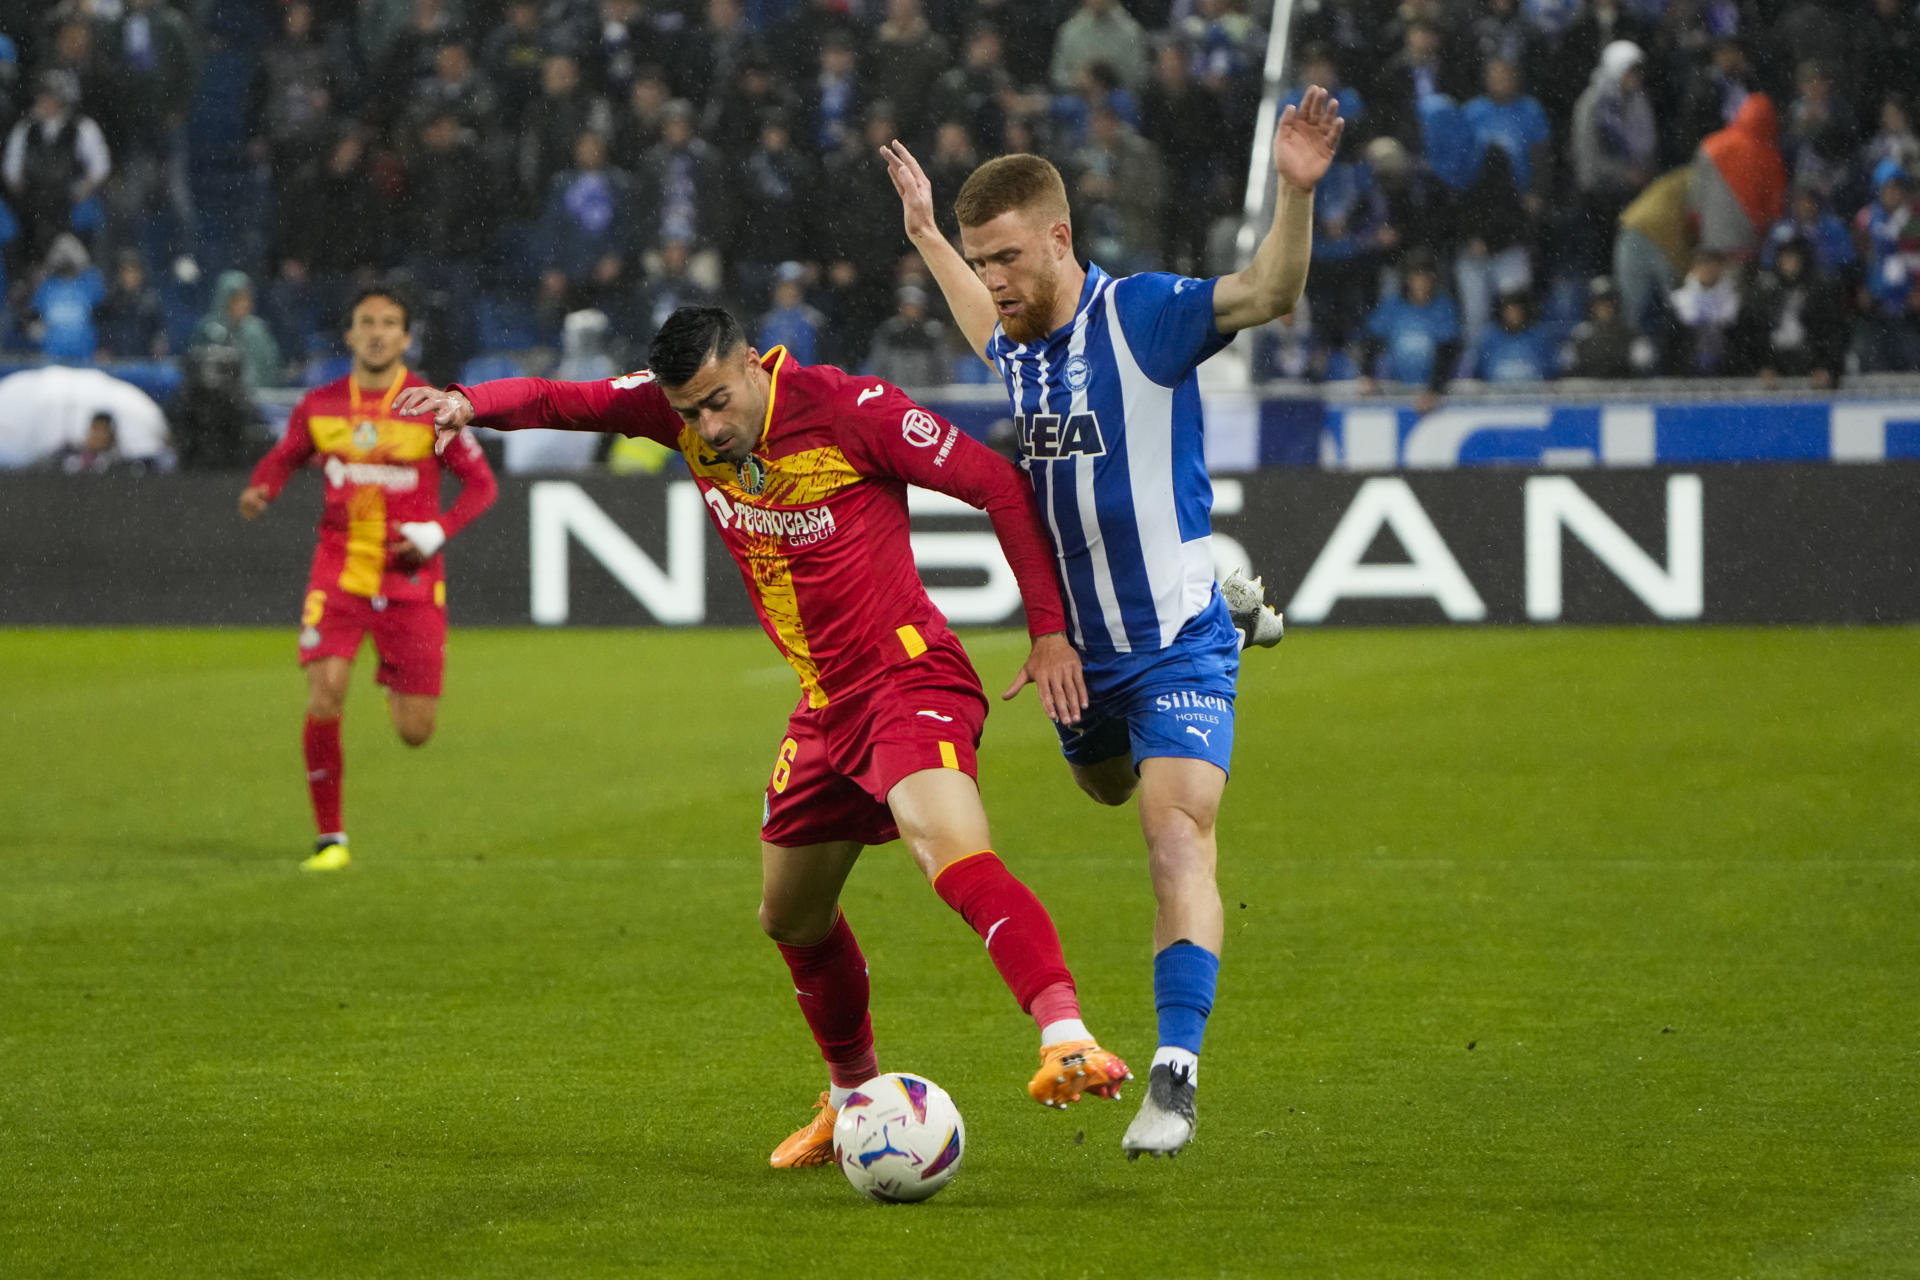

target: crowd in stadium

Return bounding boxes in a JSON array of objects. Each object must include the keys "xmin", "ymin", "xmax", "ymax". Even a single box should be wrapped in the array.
[{"xmin": 0, "ymin": 0, "xmax": 1916, "ymax": 398}]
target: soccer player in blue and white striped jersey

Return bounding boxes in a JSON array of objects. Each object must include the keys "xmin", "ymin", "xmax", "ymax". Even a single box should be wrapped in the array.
[{"xmin": 883, "ymin": 86, "xmax": 1343, "ymax": 1158}]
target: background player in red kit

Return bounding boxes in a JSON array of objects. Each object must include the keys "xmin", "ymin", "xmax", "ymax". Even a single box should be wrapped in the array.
[
  {"xmin": 395, "ymin": 306, "xmax": 1131, "ymax": 1167},
  {"xmin": 240, "ymin": 287, "xmax": 498, "ymax": 870}
]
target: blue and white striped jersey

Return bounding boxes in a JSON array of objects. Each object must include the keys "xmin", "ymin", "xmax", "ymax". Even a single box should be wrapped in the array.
[{"xmin": 986, "ymin": 264, "xmax": 1232, "ymax": 655}]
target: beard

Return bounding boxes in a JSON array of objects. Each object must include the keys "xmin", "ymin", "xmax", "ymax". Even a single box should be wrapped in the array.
[{"xmin": 1000, "ymin": 260, "xmax": 1061, "ymax": 346}]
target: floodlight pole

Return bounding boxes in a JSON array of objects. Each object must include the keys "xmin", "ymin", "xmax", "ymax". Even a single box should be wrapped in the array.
[{"xmin": 1235, "ymin": 0, "xmax": 1300, "ymax": 269}]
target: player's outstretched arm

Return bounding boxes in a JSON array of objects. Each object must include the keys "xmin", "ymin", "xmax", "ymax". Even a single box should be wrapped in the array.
[
  {"xmin": 1213, "ymin": 85, "xmax": 1345, "ymax": 335},
  {"xmin": 881, "ymin": 140, "xmax": 998, "ymax": 364}
]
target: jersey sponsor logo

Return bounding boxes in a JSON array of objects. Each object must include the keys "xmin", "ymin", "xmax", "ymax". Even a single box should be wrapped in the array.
[
  {"xmin": 901, "ymin": 409, "xmax": 943, "ymax": 448},
  {"xmin": 611, "ymin": 370, "xmax": 656, "ymax": 389},
  {"xmin": 737, "ymin": 454, "xmax": 769, "ymax": 495},
  {"xmin": 323, "ymin": 457, "xmax": 420, "ymax": 491},
  {"xmin": 352, "ymin": 420, "xmax": 379, "ymax": 450},
  {"xmin": 702, "ymin": 487, "xmax": 839, "ymax": 543},
  {"xmin": 1062, "ymin": 354, "xmax": 1091, "ymax": 391},
  {"xmin": 1155, "ymin": 689, "xmax": 1231, "ymax": 714},
  {"xmin": 858, "ymin": 383, "xmax": 885, "ymax": 406},
  {"xmin": 1016, "ymin": 412, "xmax": 1106, "ymax": 459}
]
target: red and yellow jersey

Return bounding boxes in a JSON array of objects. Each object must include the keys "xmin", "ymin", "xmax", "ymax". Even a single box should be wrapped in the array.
[
  {"xmin": 249, "ymin": 368, "xmax": 499, "ymax": 602},
  {"xmin": 457, "ymin": 349, "xmax": 1067, "ymax": 707}
]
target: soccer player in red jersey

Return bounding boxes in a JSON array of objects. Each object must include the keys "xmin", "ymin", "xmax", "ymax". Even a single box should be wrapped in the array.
[
  {"xmin": 239, "ymin": 287, "xmax": 499, "ymax": 871},
  {"xmin": 394, "ymin": 306, "xmax": 1131, "ymax": 1167}
]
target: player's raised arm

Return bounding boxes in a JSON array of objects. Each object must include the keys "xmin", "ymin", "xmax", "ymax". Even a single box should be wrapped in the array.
[
  {"xmin": 881, "ymin": 140, "xmax": 999, "ymax": 365},
  {"xmin": 1211, "ymin": 84, "xmax": 1345, "ymax": 335}
]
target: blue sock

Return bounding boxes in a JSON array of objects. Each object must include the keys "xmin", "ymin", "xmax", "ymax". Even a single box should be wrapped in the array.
[{"xmin": 1153, "ymin": 940, "xmax": 1220, "ymax": 1055}]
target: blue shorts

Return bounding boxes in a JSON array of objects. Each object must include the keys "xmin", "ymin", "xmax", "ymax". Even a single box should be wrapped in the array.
[{"xmin": 1054, "ymin": 593, "xmax": 1240, "ymax": 776}]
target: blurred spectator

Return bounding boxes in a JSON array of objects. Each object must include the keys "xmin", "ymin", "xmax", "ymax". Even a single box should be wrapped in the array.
[
  {"xmin": 1664, "ymin": 250, "xmax": 1747, "ymax": 376},
  {"xmin": 818, "ymin": 103, "xmax": 909, "ymax": 356},
  {"xmin": 1781, "ymin": 60, "xmax": 1855, "ymax": 200},
  {"xmin": 95, "ymin": 247, "xmax": 166, "ymax": 360},
  {"xmin": 802, "ymin": 31, "xmax": 865, "ymax": 157},
  {"xmin": 636, "ymin": 101, "xmax": 727, "ymax": 291},
  {"xmin": 1466, "ymin": 0, "xmax": 1546, "ymax": 95},
  {"xmin": 1304, "ymin": 148, "xmax": 1387, "ymax": 354},
  {"xmin": 1142, "ymin": 39, "xmax": 1231, "ymax": 274},
  {"xmin": 2, "ymin": 71, "xmax": 110, "ymax": 259},
  {"xmin": 1369, "ymin": 135, "xmax": 1455, "ymax": 269},
  {"xmin": 865, "ymin": 284, "xmax": 947, "ymax": 388},
  {"xmin": 1371, "ymin": 21, "xmax": 1472, "ymax": 155},
  {"xmin": 52, "ymin": 411, "xmax": 129, "ymax": 474},
  {"xmin": 406, "ymin": 40, "xmax": 497, "ymax": 139},
  {"xmin": 537, "ymin": 130, "xmax": 639, "ymax": 332},
  {"xmin": 1859, "ymin": 94, "xmax": 1920, "ymax": 181},
  {"xmin": 1570, "ymin": 40, "xmax": 1658, "ymax": 273},
  {"xmin": 1472, "ymin": 289, "xmax": 1557, "ymax": 381},
  {"xmin": 1691, "ymin": 93, "xmax": 1785, "ymax": 263},
  {"xmin": 503, "ymin": 309, "xmax": 611, "ymax": 473},
  {"xmin": 973, "ymin": 0, "xmax": 1058, "ymax": 88},
  {"xmin": 585, "ymin": 0, "xmax": 654, "ymax": 106},
  {"xmin": 1050, "ymin": 0, "xmax": 1149, "ymax": 94},
  {"xmin": 1851, "ymin": 158, "xmax": 1920, "ymax": 371},
  {"xmin": 1053, "ymin": 60, "xmax": 1139, "ymax": 153},
  {"xmin": 1249, "ymin": 294, "xmax": 1330, "ymax": 382},
  {"xmin": 705, "ymin": 52, "xmax": 803, "ymax": 156},
  {"xmin": 928, "ymin": 23, "xmax": 1013, "ymax": 155},
  {"xmin": 1763, "ymin": 180, "xmax": 1855, "ymax": 277},
  {"xmin": 1675, "ymin": 38, "xmax": 1753, "ymax": 158},
  {"xmin": 107, "ymin": 0, "xmax": 200, "ymax": 263},
  {"xmin": 611, "ymin": 68, "xmax": 673, "ymax": 172},
  {"xmin": 1180, "ymin": 0, "xmax": 1264, "ymax": 98},
  {"xmin": 480, "ymin": 0, "xmax": 545, "ymax": 126},
  {"xmin": 1360, "ymin": 248, "xmax": 1462, "ymax": 405},
  {"xmin": 634, "ymin": 237, "xmax": 719, "ymax": 342},
  {"xmin": 1464, "ymin": 59, "xmax": 1550, "ymax": 207},
  {"xmin": 516, "ymin": 55, "xmax": 611, "ymax": 218},
  {"xmin": 757, "ymin": 261, "xmax": 826, "ymax": 364},
  {"xmin": 732, "ymin": 109, "xmax": 819, "ymax": 306},
  {"xmin": 1564, "ymin": 276, "xmax": 1653, "ymax": 378},
  {"xmin": 1613, "ymin": 166, "xmax": 1694, "ymax": 332},
  {"xmin": 924, "ymin": 121, "xmax": 980, "ymax": 242},
  {"xmin": 250, "ymin": 2, "xmax": 346, "ymax": 179},
  {"xmin": 870, "ymin": 0, "xmax": 949, "ymax": 147},
  {"xmin": 1553, "ymin": 0, "xmax": 1657, "ymax": 127},
  {"xmin": 1067, "ymin": 106, "xmax": 1163, "ymax": 275},
  {"xmin": 777, "ymin": 0, "xmax": 862, "ymax": 88},
  {"xmin": 1453, "ymin": 146, "xmax": 1535, "ymax": 355},
  {"xmin": 1282, "ymin": 45, "xmax": 1364, "ymax": 142},
  {"xmin": 372, "ymin": 0, "xmax": 463, "ymax": 108},
  {"xmin": 403, "ymin": 109, "xmax": 497, "ymax": 367},
  {"xmin": 272, "ymin": 128, "xmax": 386, "ymax": 302},
  {"xmin": 172, "ymin": 322, "xmax": 262, "ymax": 468},
  {"xmin": 192, "ymin": 270, "xmax": 284, "ymax": 390},
  {"xmin": 1852, "ymin": 0, "xmax": 1920, "ymax": 127},
  {"xmin": 1744, "ymin": 234, "xmax": 1850, "ymax": 387},
  {"xmin": 684, "ymin": 0, "xmax": 754, "ymax": 114},
  {"xmin": 44, "ymin": 20, "xmax": 113, "ymax": 128},
  {"xmin": 30, "ymin": 232, "xmax": 103, "ymax": 362}
]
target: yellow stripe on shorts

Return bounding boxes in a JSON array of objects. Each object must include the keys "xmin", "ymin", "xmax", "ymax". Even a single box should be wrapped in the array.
[{"xmin": 938, "ymin": 741, "xmax": 959, "ymax": 770}]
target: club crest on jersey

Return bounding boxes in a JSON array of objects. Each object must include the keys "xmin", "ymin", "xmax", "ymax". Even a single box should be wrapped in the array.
[
  {"xmin": 1062, "ymin": 354, "xmax": 1091, "ymax": 391},
  {"xmin": 352, "ymin": 420, "xmax": 379, "ymax": 450},
  {"xmin": 737, "ymin": 454, "xmax": 768, "ymax": 495},
  {"xmin": 1015, "ymin": 411, "xmax": 1106, "ymax": 459}
]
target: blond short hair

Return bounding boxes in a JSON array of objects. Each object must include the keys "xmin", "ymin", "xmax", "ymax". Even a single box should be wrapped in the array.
[{"xmin": 954, "ymin": 153, "xmax": 1072, "ymax": 229}]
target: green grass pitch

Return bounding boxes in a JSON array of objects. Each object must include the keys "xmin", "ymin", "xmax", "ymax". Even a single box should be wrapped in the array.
[{"xmin": 3, "ymin": 625, "xmax": 1917, "ymax": 1278}]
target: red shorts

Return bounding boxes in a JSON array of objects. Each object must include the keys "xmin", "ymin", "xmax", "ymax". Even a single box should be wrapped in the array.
[
  {"xmin": 761, "ymin": 632, "xmax": 989, "ymax": 848},
  {"xmin": 296, "ymin": 583, "xmax": 447, "ymax": 697}
]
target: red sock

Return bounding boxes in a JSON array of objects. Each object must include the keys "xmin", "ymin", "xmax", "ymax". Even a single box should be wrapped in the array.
[
  {"xmin": 303, "ymin": 715, "xmax": 343, "ymax": 835},
  {"xmin": 933, "ymin": 851, "xmax": 1075, "ymax": 1018},
  {"xmin": 775, "ymin": 912, "xmax": 878, "ymax": 1090}
]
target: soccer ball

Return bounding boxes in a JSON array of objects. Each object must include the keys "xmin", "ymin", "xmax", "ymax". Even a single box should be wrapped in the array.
[{"xmin": 831, "ymin": 1072, "xmax": 966, "ymax": 1203}]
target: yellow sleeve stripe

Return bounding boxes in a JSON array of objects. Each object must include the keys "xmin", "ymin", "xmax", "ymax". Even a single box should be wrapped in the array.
[{"xmin": 897, "ymin": 625, "xmax": 927, "ymax": 659}]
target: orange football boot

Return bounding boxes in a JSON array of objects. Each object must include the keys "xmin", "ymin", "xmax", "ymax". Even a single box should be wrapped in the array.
[
  {"xmin": 769, "ymin": 1091, "xmax": 839, "ymax": 1169},
  {"xmin": 1028, "ymin": 1039, "xmax": 1133, "ymax": 1108}
]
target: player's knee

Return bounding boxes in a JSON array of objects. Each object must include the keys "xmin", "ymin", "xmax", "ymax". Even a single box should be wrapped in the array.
[
  {"xmin": 306, "ymin": 692, "xmax": 345, "ymax": 720},
  {"xmin": 759, "ymin": 900, "xmax": 834, "ymax": 945},
  {"xmin": 398, "ymin": 722, "xmax": 434, "ymax": 747}
]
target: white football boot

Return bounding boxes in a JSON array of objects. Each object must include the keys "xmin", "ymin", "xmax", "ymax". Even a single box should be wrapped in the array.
[
  {"xmin": 1122, "ymin": 1062, "xmax": 1197, "ymax": 1159},
  {"xmin": 1220, "ymin": 569, "xmax": 1284, "ymax": 649}
]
